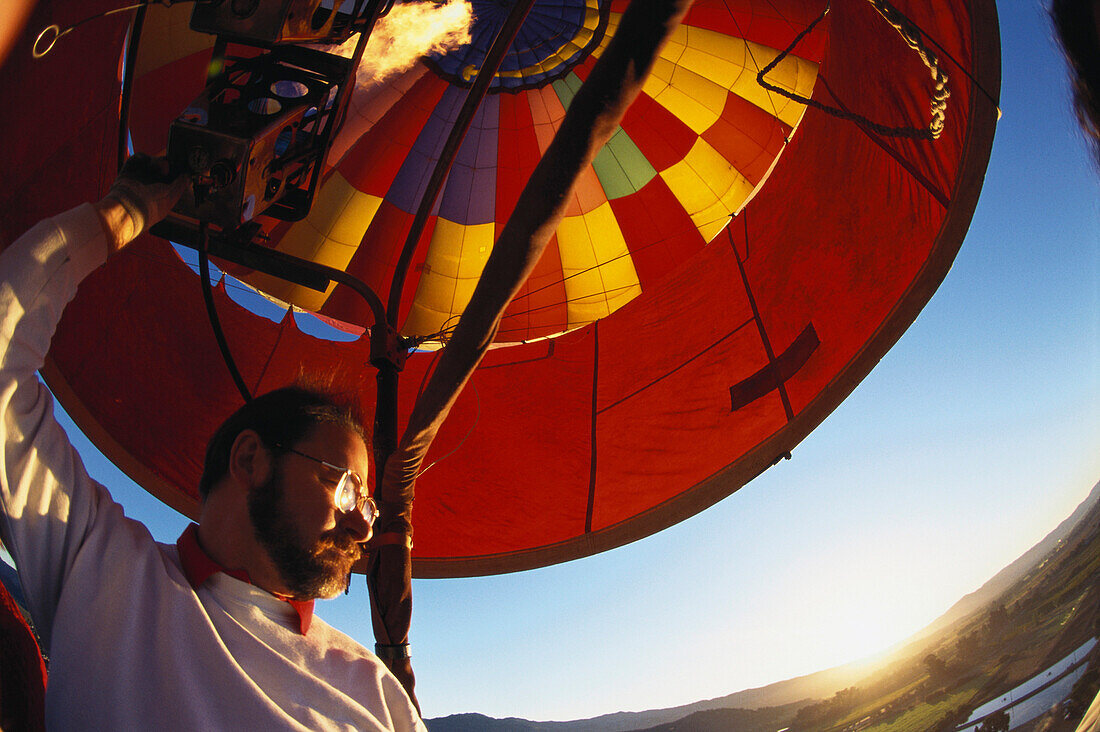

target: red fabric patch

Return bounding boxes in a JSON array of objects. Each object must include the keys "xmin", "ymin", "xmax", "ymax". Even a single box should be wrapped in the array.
[
  {"xmin": 176, "ymin": 524, "xmax": 314, "ymax": 635},
  {"xmin": 0, "ymin": 573, "xmax": 46, "ymax": 731}
]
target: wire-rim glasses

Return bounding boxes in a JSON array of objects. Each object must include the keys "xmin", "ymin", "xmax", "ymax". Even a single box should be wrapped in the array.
[{"xmin": 274, "ymin": 444, "xmax": 379, "ymax": 525}]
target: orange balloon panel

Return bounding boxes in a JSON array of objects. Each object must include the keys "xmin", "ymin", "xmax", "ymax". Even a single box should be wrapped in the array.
[{"xmin": 0, "ymin": 0, "xmax": 1000, "ymax": 576}]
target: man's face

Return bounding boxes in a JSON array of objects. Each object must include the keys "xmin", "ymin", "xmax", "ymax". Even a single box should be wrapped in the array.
[{"xmin": 247, "ymin": 422, "xmax": 373, "ymax": 600}]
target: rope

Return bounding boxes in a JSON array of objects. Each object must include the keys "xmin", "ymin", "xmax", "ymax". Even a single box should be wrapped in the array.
[
  {"xmin": 756, "ymin": 0, "xmax": 950, "ymax": 141},
  {"xmin": 33, "ymin": 1, "xmax": 197, "ymax": 59}
]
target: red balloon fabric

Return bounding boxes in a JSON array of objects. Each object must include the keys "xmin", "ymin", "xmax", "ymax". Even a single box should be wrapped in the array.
[{"xmin": 0, "ymin": 0, "xmax": 1000, "ymax": 577}]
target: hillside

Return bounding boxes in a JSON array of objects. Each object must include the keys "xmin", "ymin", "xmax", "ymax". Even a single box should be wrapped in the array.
[
  {"xmin": 426, "ymin": 481, "xmax": 1100, "ymax": 732},
  {"xmin": 914, "ymin": 480, "xmax": 1100, "ymax": 641},
  {"xmin": 425, "ymin": 663, "xmax": 880, "ymax": 732}
]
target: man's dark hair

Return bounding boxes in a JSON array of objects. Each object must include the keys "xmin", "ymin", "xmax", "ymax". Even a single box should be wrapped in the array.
[
  {"xmin": 198, "ymin": 385, "xmax": 367, "ymax": 499},
  {"xmin": 1053, "ymin": 0, "xmax": 1100, "ymax": 164}
]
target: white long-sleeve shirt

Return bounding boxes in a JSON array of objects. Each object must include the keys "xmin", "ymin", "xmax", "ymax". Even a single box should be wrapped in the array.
[{"xmin": 0, "ymin": 204, "xmax": 426, "ymax": 731}]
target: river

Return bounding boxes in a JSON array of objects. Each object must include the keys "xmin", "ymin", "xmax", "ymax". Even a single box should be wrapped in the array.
[{"xmin": 956, "ymin": 637, "xmax": 1097, "ymax": 731}]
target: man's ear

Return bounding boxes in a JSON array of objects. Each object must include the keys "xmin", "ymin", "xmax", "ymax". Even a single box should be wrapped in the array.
[{"xmin": 227, "ymin": 429, "xmax": 272, "ymax": 489}]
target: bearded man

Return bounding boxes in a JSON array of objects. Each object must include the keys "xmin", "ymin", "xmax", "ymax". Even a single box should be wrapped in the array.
[{"xmin": 0, "ymin": 155, "xmax": 425, "ymax": 730}]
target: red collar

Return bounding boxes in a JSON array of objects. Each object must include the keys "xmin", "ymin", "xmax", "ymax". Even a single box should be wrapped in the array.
[{"xmin": 176, "ymin": 524, "xmax": 314, "ymax": 635}]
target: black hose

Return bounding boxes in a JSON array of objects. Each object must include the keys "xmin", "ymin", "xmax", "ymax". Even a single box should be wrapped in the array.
[{"xmin": 197, "ymin": 223, "xmax": 253, "ymax": 404}]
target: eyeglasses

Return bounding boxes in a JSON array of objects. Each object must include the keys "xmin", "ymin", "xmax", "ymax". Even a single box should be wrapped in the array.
[{"xmin": 274, "ymin": 444, "xmax": 379, "ymax": 526}]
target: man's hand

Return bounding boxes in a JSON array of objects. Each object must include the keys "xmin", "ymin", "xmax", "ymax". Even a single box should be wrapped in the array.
[{"xmin": 94, "ymin": 154, "xmax": 188, "ymax": 253}]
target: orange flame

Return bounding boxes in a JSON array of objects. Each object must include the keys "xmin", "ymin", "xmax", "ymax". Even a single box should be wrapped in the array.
[{"xmin": 331, "ymin": 0, "xmax": 474, "ymax": 89}]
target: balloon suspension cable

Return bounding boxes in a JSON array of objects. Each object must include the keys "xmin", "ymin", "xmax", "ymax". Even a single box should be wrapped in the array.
[
  {"xmin": 196, "ymin": 222, "xmax": 253, "ymax": 404},
  {"xmin": 414, "ymin": 382, "xmax": 479, "ymax": 479},
  {"xmin": 401, "ymin": 341, "xmax": 481, "ymax": 478},
  {"xmin": 117, "ymin": 6, "xmax": 147, "ymax": 172},
  {"xmin": 33, "ymin": 0, "xmax": 203, "ymax": 59},
  {"xmin": 757, "ymin": 0, "xmax": 950, "ymax": 140}
]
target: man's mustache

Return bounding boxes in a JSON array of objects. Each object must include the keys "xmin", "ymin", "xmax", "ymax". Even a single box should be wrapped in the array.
[{"xmin": 318, "ymin": 534, "xmax": 363, "ymax": 562}]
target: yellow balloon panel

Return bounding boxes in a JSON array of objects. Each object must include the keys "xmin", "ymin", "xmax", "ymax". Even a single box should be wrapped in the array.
[
  {"xmin": 659, "ymin": 138, "xmax": 757, "ymax": 242},
  {"xmin": 557, "ymin": 202, "xmax": 641, "ymax": 328},
  {"xmin": 252, "ymin": 174, "xmax": 381, "ymax": 312},
  {"xmin": 404, "ymin": 219, "xmax": 496, "ymax": 337},
  {"xmin": 641, "ymin": 24, "xmax": 818, "ymax": 133},
  {"xmin": 731, "ymin": 40, "xmax": 818, "ymax": 128}
]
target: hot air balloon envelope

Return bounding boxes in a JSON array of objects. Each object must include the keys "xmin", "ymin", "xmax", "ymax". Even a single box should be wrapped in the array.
[{"xmin": 0, "ymin": 0, "xmax": 1000, "ymax": 577}]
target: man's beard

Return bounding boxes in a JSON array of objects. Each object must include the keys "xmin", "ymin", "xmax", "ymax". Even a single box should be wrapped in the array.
[{"xmin": 248, "ymin": 471, "xmax": 362, "ymax": 600}]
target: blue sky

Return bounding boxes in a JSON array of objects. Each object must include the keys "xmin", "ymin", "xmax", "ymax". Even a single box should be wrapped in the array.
[{"xmin": 41, "ymin": 0, "xmax": 1100, "ymax": 722}]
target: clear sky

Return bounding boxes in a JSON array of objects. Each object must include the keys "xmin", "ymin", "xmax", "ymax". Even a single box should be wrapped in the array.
[{"xmin": 43, "ymin": 0, "xmax": 1100, "ymax": 723}]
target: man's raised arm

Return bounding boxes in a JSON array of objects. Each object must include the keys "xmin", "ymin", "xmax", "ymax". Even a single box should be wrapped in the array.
[{"xmin": 0, "ymin": 156, "xmax": 184, "ymax": 639}]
